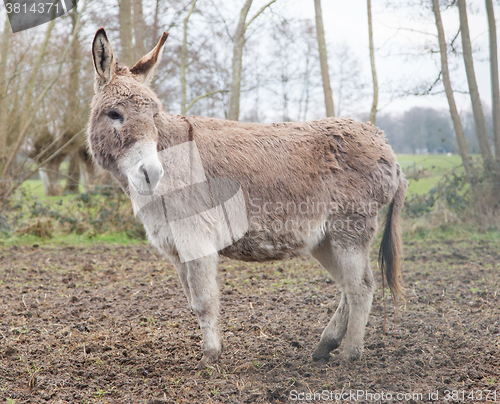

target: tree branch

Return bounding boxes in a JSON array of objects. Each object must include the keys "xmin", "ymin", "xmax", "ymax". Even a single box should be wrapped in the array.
[
  {"xmin": 450, "ymin": 27, "xmax": 461, "ymax": 53},
  {"xmin": 245, "ymin": 0, "xmax": 276, "ymax": 30},
  {"xmin": 186, "ymin": 89, "xmax": 229, "ymax": 112},
  {"xmin": 376, "ymin": 21, "xmax": 437, "ymax": 38},
  {"xmin": 411, "ymin": 71, "xmax": 442, "ymax": 96},
  {"xmin": 209, "ymin": 0, "xmax": 233, "ymax": 41}
]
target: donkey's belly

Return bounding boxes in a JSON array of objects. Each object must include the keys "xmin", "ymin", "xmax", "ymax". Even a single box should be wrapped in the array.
[{"xmin": 219, "ymin": 228, "xmax": 323, "ymax": 262}]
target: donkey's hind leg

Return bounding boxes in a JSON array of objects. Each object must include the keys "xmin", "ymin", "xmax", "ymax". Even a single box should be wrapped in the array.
[
  {"xmin": 311, "ymin": 240, "xmax": 349, "ymax": 363},
  {"xmin": 311, "ymin": 241, "xmax": 374, "ymax": 362},
  {"xmin": 339, "ymin": 246, "xmax": 374, "ymax": 361},
  {"xmin": 312, "ymin": 292, "xmax": 349, "ymax": 363}
]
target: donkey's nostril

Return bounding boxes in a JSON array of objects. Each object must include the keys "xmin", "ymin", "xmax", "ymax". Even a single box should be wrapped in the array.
[{"xmin": 140, "ymin": 164, "xmax": 151, "ymax": 184}]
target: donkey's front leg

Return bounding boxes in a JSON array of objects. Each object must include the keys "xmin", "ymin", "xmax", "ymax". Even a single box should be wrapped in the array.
[{"xmin": 186, "ymin": 254, "xmax": 222, "ymax": 367}]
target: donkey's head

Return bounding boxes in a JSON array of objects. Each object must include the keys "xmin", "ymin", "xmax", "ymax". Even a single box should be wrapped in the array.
[{"xmin": 88, "ymin": 28, "xmax": 168, "ymax": 195}]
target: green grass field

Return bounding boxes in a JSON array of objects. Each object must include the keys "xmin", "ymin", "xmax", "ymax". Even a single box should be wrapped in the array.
[
  {"xmin": 19, "ymin": 179, "xmax": 85, "ymax": 199},
  {"xmin": 397, "ymin": 154, "xmax": 463, "ymax": 195}
]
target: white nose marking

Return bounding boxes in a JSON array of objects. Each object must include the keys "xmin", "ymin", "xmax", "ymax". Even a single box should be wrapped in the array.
[{"xmin": 136, "ymin": 156, "xmax": 164, "ymax": 195}]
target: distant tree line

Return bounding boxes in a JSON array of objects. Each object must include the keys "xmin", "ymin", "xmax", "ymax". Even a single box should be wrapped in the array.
[{"xmin": 378, "ymin": 106, "xmax": 492, "ymax": 155}]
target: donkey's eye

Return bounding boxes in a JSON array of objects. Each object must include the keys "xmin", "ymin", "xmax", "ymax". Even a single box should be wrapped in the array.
[{"xmin": 107, "ymin": 110, "xmax": 123, "ymax": 122}]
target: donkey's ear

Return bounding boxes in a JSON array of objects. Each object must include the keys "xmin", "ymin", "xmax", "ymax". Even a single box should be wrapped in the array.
[
  {"xmin": 92, "ymin": 28, "xmax": 115, "ymax": 89},
  {"xmin": 130, "ymin": 32, "xmax": 169, "ymax": 85}
]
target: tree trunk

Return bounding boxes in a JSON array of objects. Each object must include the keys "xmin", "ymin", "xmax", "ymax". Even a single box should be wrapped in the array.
[
  {"xmin": 62, "ymin": 9, "xmax": 83, "ymax": 193},
  {"xmin": 78, "ymin": 147, "xmax": 96, "ymax": 191},
  {"xmin": 0, "ymin": 17, "xmax": 11, "ymax": 170},
  {"xmin": 180, "ymin": 0, "xmax": 199, "ymax": 116},
  {"xmin": 65, "ymin": 9, "xmax": 81, "ymax": 135},
  {"xmin": 119, "ymin": 0, "xmax": 134, "ymax": 66},
  {"xmin": 39, "ymin": 158, "xmax": 64, "ymax": 196},
  {"xmin": 227, "ymin": 0, "xmax": 253, "ymax": 121},
  {"xmin": 367, "ymin": 0, "xmax": 378, "ymax": 124},
  {"xmin": 152, "ymin": 0, "xmax": 161, "ymax": 49},
  {"xmin": 227, "ymin": 0, "xmax": 276, "ymax": 121},
  {"xmin": 314, "ymin": 0, "xmax": 334, "ymax": 117},
  {"xmin": 458, "ymin": 0, "xmax": 495, "ymax": 169},
  {"xmin": 133, "ymin": 0, "xmax": 145, "ymax": 60},
  {"xmin": 432, "ymin": 0, "xmax": 472, "ymax": 175},
  {"xmin": 486, "ymin": 0, "xmax": 500, "ymax": 161},
  {"xmin": 64, "ymin": 152, "xmax": 81, "ymax": 194}
]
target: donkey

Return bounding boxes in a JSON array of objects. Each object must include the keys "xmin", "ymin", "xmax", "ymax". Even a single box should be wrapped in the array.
[{"xmin": 88, "ymin": 28, "xmax": 407, "ymax": 368}]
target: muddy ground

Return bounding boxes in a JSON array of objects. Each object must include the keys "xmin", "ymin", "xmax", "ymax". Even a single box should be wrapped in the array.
[{"xmin": 0, "ymin": 237, "xmax": 499, "ymax": 403}]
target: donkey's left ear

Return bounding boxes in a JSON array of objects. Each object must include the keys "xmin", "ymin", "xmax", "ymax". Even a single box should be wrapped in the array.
[{"xmin": 130, "ymin": 32, "xmax": 169, "ymax": 85}]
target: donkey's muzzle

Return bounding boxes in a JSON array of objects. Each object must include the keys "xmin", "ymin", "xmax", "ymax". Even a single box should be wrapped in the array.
[{"xmin": 131, "ymin": 155, "xmax": 164, "ymax": 195}]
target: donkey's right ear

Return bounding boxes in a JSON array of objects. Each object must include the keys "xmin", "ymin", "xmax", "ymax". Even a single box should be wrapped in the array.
[{"xmin": 92, "ymin": 28, "xmax": 115, "ymax": 90}]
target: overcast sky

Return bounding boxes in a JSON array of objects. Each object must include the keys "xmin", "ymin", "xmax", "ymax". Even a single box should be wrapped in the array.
[{"xmin": 286, "ymin": 0, "xmax": 494, "ymax": 116}]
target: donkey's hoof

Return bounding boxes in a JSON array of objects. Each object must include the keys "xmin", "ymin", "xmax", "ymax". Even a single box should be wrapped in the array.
[
  {"xmin": 312, "ymin": 347, "xmax": 330, "ymax": 364},
  {"xmin": 342, "ymin": 345, "xmax": 363, "ymax": 362},
  {"xmin": 312, "ymin": 338, "xmax": 340, "ymax": 364},
  {"xmin": 312, "ymin": 348, "xmax": 332, "ymax": 364},
  {"xmin": 195, "ymin": 349, "xmax": 221, "ymax": 369},
  {"xmin": 312, "ymin": 355, "xmax": 330, "ymax": 366}
]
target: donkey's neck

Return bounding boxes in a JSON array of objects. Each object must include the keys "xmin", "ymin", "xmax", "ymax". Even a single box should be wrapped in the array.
[{"xmin": 156, "ymin": 113, "xmax": 193, "ymax": 151}]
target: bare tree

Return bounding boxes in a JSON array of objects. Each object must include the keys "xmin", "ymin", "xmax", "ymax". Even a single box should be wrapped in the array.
[
  {"xmin": 64, "ymin": 9, "xmax": 84, "ymax": 194},
  {"xmin": 78, "ymin": 148, "xmax": 96, "ymax": 191},
  {"xmin": 152, "ymin": 0, "xmax": 162, "ymax": 49},
  {"xmin": 227, "ymin": 0, "xmax": 276, "ymax": 121},
  {"xmin": 297, "ymin": 21, "xmax": 317, "ymax": 121},
  {"xmin": 367, "ymin": 0, "xmax": 378, "ymax": 124},
  {"xmin": 331, "ymin": 44, "xmax": 366, "ymax": 117},
  {"xmin": 0, "ymin": 0, "xmax": 88, "ymax": 200},
  {"xmin": 486, "ymin": 0, "xmax": 500, "ymax": 162},
  {"xmin": 31, "ymin": 128, "xmax": 67, "ymax": 196},
  {"xmin": 431, "ymin": 0, "xmax": 471, "ymax": 174},
  {"xmin": 119, "ymin": 0, "xmax": 135, "ymax": 66},
  {"xmin": 0, "ymin": 19, "xmax": 56, "ymax": 180},
  {"xmin": 314, "ymin": 0, "xmax": 334, "ymax": 117},
  {"xmin": 0, "ymin": 17, "xmax": 11, "ymax": 170},
  {"xmin": 180, "ymin": 0, "xmax": 199, "ymax": 116},
  {"xmin": 458, "ymin": 0, "xmax": 495, "ymax": 169},
  {"xmin": 133, "ymin": 0, "xmax": 146, "ymax": 60}
]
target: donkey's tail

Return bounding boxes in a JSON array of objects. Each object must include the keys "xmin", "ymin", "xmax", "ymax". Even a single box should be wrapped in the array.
[{"xmin": 378, "ymin": 167, "xmax": 407, "ymax": 303}]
